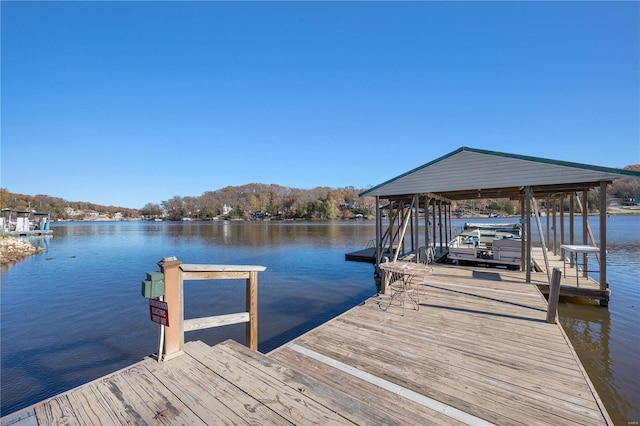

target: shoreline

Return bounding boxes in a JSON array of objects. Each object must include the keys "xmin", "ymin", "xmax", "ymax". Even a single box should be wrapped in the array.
[{"xmin": 0, "ymin": 236, "xmax": 45, "ymax": 269}]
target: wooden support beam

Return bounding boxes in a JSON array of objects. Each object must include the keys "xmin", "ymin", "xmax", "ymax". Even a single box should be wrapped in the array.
[
  {"xmin": 582, "ymin": 191, "xmax": 589, "ymax": 278},
  {"xmin": 546, "ymin": 268, "xmax": 562, "ymax": 324},
  {"xmin": 438, "ymin": 200, "xmax": 443, "ymax": 251},
  {"xmin": 431, "ymin": 199, "xmax": 437, "ymax": 254},
  {"xmin": 599, "ymin": 181, "xmax": 608, "ymax": 295},
  {"xmin": 393, "ymin": 199, "xmax": 414, "ymax": 262},
  {"xmin": 530, "ymin": 190, "xmax": 552, "ymax": 284},
  {"xmin": 424, "ymin": 196, "xmax": 430, "ymax": 264},
  {"xmin": 569, "ymin": 194, "xmax": 575, "ymax": 267},
  {"xmin": 444, "ymin": 202, "xmax": 450, "ymax": 247},
  {"xmin": 158, "ymin": 257, "xmax": 184, "ymax": 361},
  {"xmin": 413, "ymin": 194, "xmax": 419, "ymax": 262},
  {"xmin": 184, "ymin": 312, "xmax": 250, "ymax": 331},
  {"xmin": 552, "ymin": 197, "xmax": 557, "ymax": 255},
  {"xmin": 559, "ymin": 194, "xmax": 565, "ymax": 261},
  {"xmin": 380, "ymin": 258, "xmax": 390, "ymax": 294},
  {"xmin": 376, "ymin": 196, "xmax": 381, "ymax": 266},
  {"xmin": 545, "ymin": 196, "xmax": 551, "ymax": 250},
  {"xmin": 520, "ymin": 191, "xmax": 526, "ymax": 272},
  {"xmin": 525, "ymin": 188, "xmax": 531, "ymax": 283},
  {"xmin": 246, "ymin": 271, "xmax": 258, "ymax": 350}
]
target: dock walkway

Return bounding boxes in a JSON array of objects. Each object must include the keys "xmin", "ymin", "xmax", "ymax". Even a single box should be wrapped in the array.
[
  {"xmin": 2, "ymin": 264, "xmax": 611, "ymax": 425},
  {"xmin": 271, "ymin": 263, "xmax": 611, "ymax": 425},
  {"xmin": 530, "ymin": 248, "xmax": 609, "ymax": 304}
]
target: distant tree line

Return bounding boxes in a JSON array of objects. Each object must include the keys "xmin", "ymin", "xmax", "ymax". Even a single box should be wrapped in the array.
[
  {"xmin": 0, "ymin": 184, "xmax": 377, "ymax": 221},
  {"xmin": 2, "ymin": 166, "xmax": 638, "ymax": 221},
  {"xmin": 0, "ymin": 189, "xmax": 140, "ymax": 220},
  {"xmin": 611, "ymin": 165, "xmax": 640, "ymax": 199},
  {"xmin": 140, "ymin": 184, "xmax": 377, "ymax": 221}
]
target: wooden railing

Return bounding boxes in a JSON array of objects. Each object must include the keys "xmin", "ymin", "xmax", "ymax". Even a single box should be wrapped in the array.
[{"xmin": 157, "ymin": 257, "xmax": 266, "ymax": 361}]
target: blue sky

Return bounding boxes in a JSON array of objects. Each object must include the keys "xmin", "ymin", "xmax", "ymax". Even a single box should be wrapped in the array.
[{"xmin": 2, "ymin": 1, "xmax": 638, "ymax": 209}]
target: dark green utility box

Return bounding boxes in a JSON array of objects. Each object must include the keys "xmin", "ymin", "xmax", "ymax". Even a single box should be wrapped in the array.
[{"xmin": 141, "ymin": 272, "xmax": 165, "ymax": 298}]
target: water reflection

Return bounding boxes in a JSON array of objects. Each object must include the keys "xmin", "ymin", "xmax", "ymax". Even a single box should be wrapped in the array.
[
  {"xmin": 1, "ymin": 220, "xmax": 378, "ymax": 416},
  {"xmin": 560, "ymin": 294, "xmax": 639, "ymax": 424},
  {"xmin": 1, "ymin": 218, "xmax": 638, "ymax": 423}
]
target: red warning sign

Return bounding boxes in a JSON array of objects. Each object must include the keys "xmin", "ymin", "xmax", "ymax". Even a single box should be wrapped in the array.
[{"xmin": 149, "ymin": 299, "xmax": 169, "ymax": 326}]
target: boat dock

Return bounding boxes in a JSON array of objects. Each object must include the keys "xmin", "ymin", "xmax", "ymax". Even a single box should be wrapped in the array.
[
  {"xmin": 344, "ymin": 246, "xmax": 379, "ymax": 262},
  {"xmin": 2, "ymin": 262, "xmax": 611, "ymax": 425},
  {"xmin": 0, "ymin": 209, "xmax": 52, "ymax": 236},
  {"xmin": 347, "ymin": 240, "xmax": 610, "ymax": 305},
  {"xmin": 530, "ymin": 248, "xmax": 609, "ymax": 305},
  {"xmin": 345, "ymin": 245, "xmax": 449, "ymax": 264}
]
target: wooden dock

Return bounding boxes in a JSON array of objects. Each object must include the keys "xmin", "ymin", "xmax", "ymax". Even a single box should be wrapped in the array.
[
  {"xmin": 2, "ymin": 263, "xmax": 611, "ymax": 425},
  {"xmin": 530, "ymin": 248, "xmax": 609, "ymax": 305},
  {"xmin": 271, "ymin": 263, "xmax": 611, "ymax": 425},
  {"xmin": 345, "ymin": 246, "xmax": 449, "ymax": 264},
  {"xmin": 344, "ymin": 246, "xmax": 379, "ymax": 263},
  {"xmin": 346, "ymin": 242, "xmax": 610, "ymax": 304}
]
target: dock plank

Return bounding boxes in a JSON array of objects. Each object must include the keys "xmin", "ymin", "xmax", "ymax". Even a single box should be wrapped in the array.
[
  {"xmin": 291, "ymin": 328, "xmax": 536, "ymax": 425},
  {"xmin": 270, "ymin": 346, "xmax": 467, "ymax": 426},
  {"xmin": 32, "ymin": 395, "xmax": 78, "ymax": 426},
  {"xmin": 144, "ymin": 349, "xmax": 287, "ymax": 425},
  {"xmin": 66, "ymin": 382, "xmax": 135, "ymax": 425},
  {"xmin": 343, "ymin": 307, "xmax": 583, "ymax": 378},
  {"xmin": 96, "ymin": 363, "xmax": 202, "ymax": 424},
  {"xmin": 326, "ymin": 313, "xmax": 602, "ymax": 421},
  {"xmin": 184, "ymin": 340, "xmax": 350, "ymax": 425},
  {"xmin": 213, "ymin": 340, "xmax": 410, "ymax": 426},
  {"xmin": 334, "ymin": 312, "xmax": 587, "ymax": 387}
]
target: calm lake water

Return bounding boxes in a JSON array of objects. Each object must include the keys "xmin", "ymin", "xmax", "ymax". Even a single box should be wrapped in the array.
[{"xmin": 1, "ymin": 218, "xmax": 638, "ymax": 423}]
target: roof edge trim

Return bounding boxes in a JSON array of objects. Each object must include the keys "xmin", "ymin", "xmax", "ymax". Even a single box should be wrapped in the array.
[
  {"xmin": 359, "ymin": 147, "xmax": 467, "ymax": 197},
  {"xmin": 463, "ymin": 147, "xmax": 640, "ymax": 177},
  {"xmin": 359, "ymin": 146, "xmax": 640, "ymax": 198}
]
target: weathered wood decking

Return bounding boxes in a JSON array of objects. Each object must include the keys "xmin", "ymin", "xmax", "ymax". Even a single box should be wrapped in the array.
[
  {"xmin": 2, "ymin": 264, "xmax": 611, "ymax": 425},
  {"xmin": 530, "ymin": 248, "xmax": 609, "ymax": 304},
  {"xmin": 271, "ymin": 263, "xmax": 611, "ymax": 425}
]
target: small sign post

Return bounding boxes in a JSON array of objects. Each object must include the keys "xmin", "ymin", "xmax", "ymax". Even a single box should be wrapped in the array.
[{"xmin": 149, "ymin": 299, "xmax": 169, "ymax": 326}]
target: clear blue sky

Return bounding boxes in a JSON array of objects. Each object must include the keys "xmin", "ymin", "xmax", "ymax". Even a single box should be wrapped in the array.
[{"xmin": 2, "ymin": 1, "xmax": 638, "ymax": 209}]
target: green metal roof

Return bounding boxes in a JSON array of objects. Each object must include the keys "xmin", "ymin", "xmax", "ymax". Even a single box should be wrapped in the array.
[{"xmin": 360, "ymin": 147, "xmax": 640, "ymax": 200}]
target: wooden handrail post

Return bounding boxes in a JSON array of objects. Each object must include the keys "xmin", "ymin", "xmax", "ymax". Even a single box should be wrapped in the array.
[
  {"xmin": 381, "ymin": 269, "xmax": 389, "ymax": 295},
  {"xmin": 380, "ymin": 257, "xmax": 390, "ymax": 294},
  {"xmin": 546, "ymin": 268, "xmax": 562, "ymax": 324},
  {"xmin": 246, "ymin": 271, "xmax": 258, "ymax": 350},
  {"xmin": 158, "ymin": 257, "xmax": 183, "ymax": 360}
]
